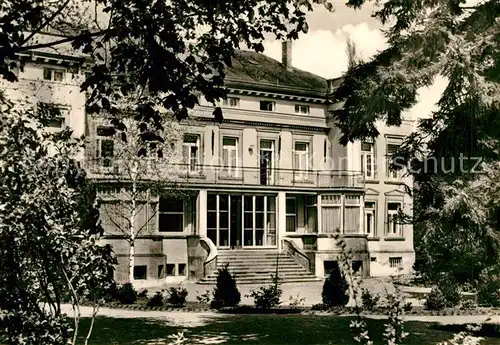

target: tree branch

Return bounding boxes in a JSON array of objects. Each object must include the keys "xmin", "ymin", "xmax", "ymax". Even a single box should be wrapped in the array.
[
  {"xmin": 22, "ymin": 0, "xmax": 73, "ymax": 45},
  {"xmin": 18, "ymin": 30, "xmax": 108, "ymax": 52}
]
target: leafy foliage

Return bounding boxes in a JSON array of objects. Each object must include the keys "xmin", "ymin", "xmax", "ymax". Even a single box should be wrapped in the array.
[
  {"xmin": 166, "ymin": 286, "xmax": 188, "ymax": 308},
  {"xmin": 196, "ymin": 289, "xmax": 212, "ymax": 305},
  {"xmin": 211, "ymin": 264, "xmax": 241, "ymax": 309},
  {"xmin": 147, "ymin": 291, "xmax": 165, "ymax": 307},
  {"xmin": 425, "ymin": 287, "xmax": 447, "ymax": 311},
  {"xmin": 247, "ymin": 274, "xmax": 282, "ymax": 310},
  {"xmin": 117, "ymin": 283, "xmax": 138, "ymax": 305},
  {"xmin": 0, "ymin": 97, "xmax": 116, "ymax": 344},
  {"xmin": 331, "ymin": 0, "xmax": 500, "ymax": 288},
  {"xmin": 477, "ymin": 266, "xmax": 500, "ymax": 307},
  {"xmin": 361, "ymin": 288, "xmax": 380, "ymax": 311},
  {"xmin": 322, "ymin": 266, "xmax": 350, "ymax": 308},
  {"xmin": 0, "ymin": 0, "xmax": 335, "ymax": 127}
]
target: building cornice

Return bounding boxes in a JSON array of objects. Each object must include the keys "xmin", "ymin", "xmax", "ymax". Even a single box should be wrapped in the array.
[{"xmin": 195, "ymin": 116, "xmax": 327, "ymax": 133}]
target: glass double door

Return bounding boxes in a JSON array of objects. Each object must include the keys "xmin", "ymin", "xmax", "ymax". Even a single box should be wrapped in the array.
[{"xmin": 207, "ymin": 194, "xmax": 276, "ymax": 248}]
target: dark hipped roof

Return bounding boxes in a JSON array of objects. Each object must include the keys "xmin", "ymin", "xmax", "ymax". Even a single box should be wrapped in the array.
[{"xmin": 226, "ymin": 50, "xmax": 328, "ymax": 98}]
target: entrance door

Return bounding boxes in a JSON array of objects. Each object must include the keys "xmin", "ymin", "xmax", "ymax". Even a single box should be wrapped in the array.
[{"xmin": 260, "ymin": 140, "xmax": 274, "ymax": 185}]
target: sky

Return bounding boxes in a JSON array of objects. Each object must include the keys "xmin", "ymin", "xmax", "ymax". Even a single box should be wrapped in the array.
[{"xmin": 261, "ymin": 2, "xmax": 447, "ymax": 121}]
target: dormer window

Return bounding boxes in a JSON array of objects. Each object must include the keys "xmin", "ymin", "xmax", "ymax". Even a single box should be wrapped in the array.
[
  {"xmin": 43, "ymin": 68, "xmax": 64, "ymax": 82},
  {"xmin": 294, "ymin": 105, "xmax": 309, "ymax": 114},
  {"xmin": 222, "ymin": 97, "xmax": 240, "ymax": 107},
  {"xmin": 260, "ymin": 100, "xmax": 275, "ymax": 111}
]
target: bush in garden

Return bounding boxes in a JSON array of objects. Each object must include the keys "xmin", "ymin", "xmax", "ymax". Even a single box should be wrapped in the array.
[
  {"xmin": 196, "ymin": 289, "xmax": 212, "ymax": 305},
  {"xmin": 166, "ymin": 286, "xmax": 188, "ymax": 307},
  {"xmin": 247, "ymin": 274, "xmax": 282, "ymax": 309},
  {"xmin": 117, "ymin": 283, "xmax": 138, "ymax": 305},
  {"xmin": 137, "ymin": 289, "xmax": 149, "ymax": 299},
  {"xmin": 477, "ymin": 269, "xmax": 500, "ymax": 307},
  {"xmin": 425, "ymin": 286, "xmax": 447, "ymax": 310},
  {"xmin": 147, "ymin": 291, "xmax": 165, "ymax": 307},
  {"xmin": 361, "ymin": 288, "xmax": 380, "ymax": 311},
  {"xmin": 288, "ymin": 293, "xmax": 306, "ymax": 309},
  {"xmin": 211, "ymin": 264, "xmax": 241, "ymax": 309},
  {"xmin": 438, "ymin": 277, "xmax": 462, "ymax": 307},
  {"xmin": 322, "ymin": 268, "xmax": 350, "ymax": 308}
]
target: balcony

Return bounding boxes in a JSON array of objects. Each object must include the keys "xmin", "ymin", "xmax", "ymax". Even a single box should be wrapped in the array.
[{"xmin": 85, "ymin": 160, "xmax": 365, "ymax": 190}]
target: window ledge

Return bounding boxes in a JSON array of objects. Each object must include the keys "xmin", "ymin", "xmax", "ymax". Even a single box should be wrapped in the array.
[
  {"xmin": 218, "ymin": 175, "xmax": 243, "ymax": 181},
  {"xmin": 365, "ymin": 179, "xmax": 380, "ymax": 184},
  {"xmin": 384, "ymin": 180, "xmax": 404, "ymax": 185},
  {"xmin": 384, "ymin": 237, "xmax": 406, "ymax": 241},
  {"xmin": 292, "ymin": 178, "xmax": 315, "ymax": 184},
  {"xmin": 179, "ymin": 171, "xmax": 206, "ymax": 178},
  {"xmin": 367, "ymin": 237, "xmax": 381, "ymax": 241},
  {"xmin": 285, "ymin": 233, "xmax": 319, "ymax": 238}
]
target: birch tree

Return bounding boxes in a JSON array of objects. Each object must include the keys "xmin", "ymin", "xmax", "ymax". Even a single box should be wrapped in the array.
[{"xmin": 90, "ymin": 109, "xmax": 186, "ymax": 283}]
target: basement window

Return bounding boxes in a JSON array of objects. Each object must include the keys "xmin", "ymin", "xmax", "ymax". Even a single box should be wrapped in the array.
[
  {"xmin": 389, "ymin": 257, "xmax": 402, "ymax": 268},
  {"xmin": 158, "ymin": 265, "xmax": 165, "ymax": 279},
  {"xmin": 260, "ymin": 100, "xmax": 275, "ymax": 111},
  {"xmin": 133, "ymin": 265, "xmax": 147, "ymax": 280},
  {"xmin": 166, "ymin": 264, "xmax": 176, "ymax": 276}
]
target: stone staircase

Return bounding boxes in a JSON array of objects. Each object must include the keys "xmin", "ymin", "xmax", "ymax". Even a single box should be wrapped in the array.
[{"xmin": 197, "ymin": 249, "xmax": 320, "ymax": 285}]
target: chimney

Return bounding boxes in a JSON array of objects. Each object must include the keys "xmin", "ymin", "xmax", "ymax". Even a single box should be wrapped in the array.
[{"xmin": 282, "ymin": 41, "xmax": 292, "ymax": 69}]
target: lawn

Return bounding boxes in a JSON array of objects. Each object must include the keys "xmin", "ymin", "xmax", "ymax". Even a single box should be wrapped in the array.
[{"xmin": 75, "ymin": 315, "xmax": 500, "ymax": 345}]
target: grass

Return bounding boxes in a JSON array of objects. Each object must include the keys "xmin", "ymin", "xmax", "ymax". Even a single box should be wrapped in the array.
[{"xmin": 75, "ymin": 315, "xmax": 500, "ymax": 345}]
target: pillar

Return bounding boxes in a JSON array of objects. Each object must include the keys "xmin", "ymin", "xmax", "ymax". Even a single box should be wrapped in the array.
[
  {"xmin": 198, "ymin": 189, "xmax": 207, "ymax": 237},
  {"xmin": 277, "ymin": 191, "xmax": 286, "ymax": 251}
]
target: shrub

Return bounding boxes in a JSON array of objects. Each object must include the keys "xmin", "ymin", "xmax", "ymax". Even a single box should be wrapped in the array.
[
  {"xmin": 147, "ymin": 291, "xmax": 165, "ymax": 307},
  {"xmin": 361, "ymin": 288, "xmax": 380, "ymax": 311},
  {"xmin": 322, "ymin": 268, "xmax": 349, "ymax": 308},
  {"xmin": 311, "ymin": 303, "xmax": 327, "ymax": 311},
  {"xmin": 247, "ymin": 274, "xmax": 282, "ymax": 309},
  {"xmin": 166, "ymin": 285, "xmax": 188, "ymax": 307},
  {"xmin": 137, "ymin": 289, "xmax": 148, "ymax": 299},
  {"xmin": 477, "ymin": 267, "xmax": 500, "ymax": 307},
  {"xmin": 438, "ymin": 277, "xmax": 461, "ymax": 307},
  {"xmin": 403, "ymin": 302, "xmax": 413, "ymax": 313},
  {"xmin": 117, "ymin": 283, "xmax": 138, "ymax": 305},
  {"xmin": 196, "ymin": 289, "xmax": 212, "ymax": 305},
  {"xmin": 425, "ymin": 286, "xmax": 447, "ymax": 310},
  {"xmin": 288, "ymin": 293, "xmax": 306, "ymax": 309},
  {"xmin": 211, "ymin": 264, "xmax": 241, "ymax": 309}
]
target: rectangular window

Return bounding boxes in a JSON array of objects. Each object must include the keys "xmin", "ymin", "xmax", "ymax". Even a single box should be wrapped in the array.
[
  {"xmin": 222, "ymin": 97, "xmax": 240, "ymax": 107},
  {"xmin": 159, "ymin": 197, "xmax": 184, "ymax": 232},
  {"xmin": 96, "ymin": 126, "xmax": 115, "ymax": 167},
  {"xmin": 386, "ymin": 143, "xmax": 401, "ymax": 179},
  {"xmin": 285, "ymin": 197, "xmax": 296, "ymax": 232},
  {"xmin": 365, "ymin": 201, "xmax": 376, "ymax": 236},
  {"xmin": 321, "ymin": 195, "xmax": 342, "ymax": 233},
  {"xmin": 222, "ymin": 137, "xmax": 239, "ymax": 177},
  {"xmin": 344, "ymin": 195, "xmax": 360, "ymax": 234},
  {"xmin": 43, "ymin": 68, "xmax": 65, "ymax": 82},
  {"xmin": 260, "ymin": 100, "xmax": 275, "ymax": 111},
  {"xmin": 133, "ymin": 265, "xmax": 147, "ymax": 280},
  {"xmin": 293, "ymin": 142, "xmax": 310, "ymax": 178},
  {"xmin": 361, "ymin": 141, "xmax": 375, "ymax": 179},
  {"xmin": 294, "ymin": 105, "xmax": 310, "ymax": 114},
  {"xmin": 389, "ymin": 257, "xmax": 402, "ymax": 268},
  {"xmin": 207, "ymin": 194, "xmax": 217, "ymax": 245},
  {"xmin": 166, "ymin": 264, "xmax": 176, "ymax": 276},
  {"xmin": 158, "ymin": 265, "xmax": 165, "ymax": 279},
  {"xmin": 306, "ymin": 196, "xmax": 317, "ymax": 233},
  {"xmin": 387, "ymin": 202, "xmax": 403, "ymax": 236},
  {"xmin": 38, "ymin": 102, "xmax": 67, "ymax": 128},
  {"xmin": 178, "ymin": 263, "xmax": 186, "ymax": 276},
  {"xmin": 183, "ymin": 134, "xmax": 200, "ymax": 172}
]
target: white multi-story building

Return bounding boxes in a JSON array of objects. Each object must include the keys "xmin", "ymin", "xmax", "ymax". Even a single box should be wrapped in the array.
[{"xmin": 5, "ymin": 35, "xmax": 415, "ymax": 285}]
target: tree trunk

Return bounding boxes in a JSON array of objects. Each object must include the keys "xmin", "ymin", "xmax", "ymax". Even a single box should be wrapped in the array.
[
  {"xmin": 128, "ymin": 162, "xmax": 138, "ymax": 284},
  {"xmin": 128, "ymin": 240, "xmax": 135, "ymax": 283}
]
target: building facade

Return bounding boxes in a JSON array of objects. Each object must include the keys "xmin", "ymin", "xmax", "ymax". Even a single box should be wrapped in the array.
[{"xmin": 6, "ymin": 37, "xmax": 415, "ymax": 286}]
